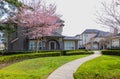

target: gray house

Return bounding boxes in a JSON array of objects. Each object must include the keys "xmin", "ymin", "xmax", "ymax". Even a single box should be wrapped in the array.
[
  {"xmin": 7, "ymin": 19, "xmax": 79, "ymax": 51},
  {"xmin": 0, "ymin": 1, "xmax": 79, "ymax": 51},
  {"xmin": 8, "ymin": 26, "xmax": 79, "ymax": 51}
]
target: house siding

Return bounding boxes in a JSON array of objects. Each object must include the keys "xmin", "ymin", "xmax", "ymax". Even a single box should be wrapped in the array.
[
  {"xmin": 112, "ymin": 38, "xmax": 120, "ymax": 48},
  {"xmin": 64, "ymin": 40, "xmax": 78, "ymax": 50},
  {"xmin": 8, "ymin": 26, "xmax": 27, "ymax": 51}
]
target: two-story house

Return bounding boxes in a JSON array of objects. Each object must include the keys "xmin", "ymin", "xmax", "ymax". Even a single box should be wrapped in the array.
[
  {"xmin": 111, "ymin": 33, "xmax": 120, "ymax": 48},
  {"xmin": 80, "ymin": 29, "xmax": 110, "ymax": 50},
  {"xmin": 0, "ymin": 32, "xmax": 5, "ymax": 50},
  {"xmin": 8, "ymin": 21, "xmax": 79, "ymax": 51},
  {"xmin": 0, "ymin": 1, "xmax": 79, "ymax": 51}
]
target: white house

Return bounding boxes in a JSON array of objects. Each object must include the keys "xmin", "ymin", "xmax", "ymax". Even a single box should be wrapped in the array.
[
  {"xmin": 0, "ymin": 32, "xmax": 5, "ymax": 50},
  {"xmin": 80, "ymin": 29, "xmax": 110, "ymax": 50},
  {"xmin": 111, "ymin": 34, "xmax": 120, "ymax": 48}
]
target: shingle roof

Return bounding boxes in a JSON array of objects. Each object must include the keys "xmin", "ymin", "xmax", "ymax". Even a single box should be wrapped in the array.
[
  {"xmin": 64, "ymin": 36, "xmax": 80, "ymax": 40},
  {"xmin": 112, "ymin": 33, "xmax": 120, "ymax": 39},
  {"xmin": 47, "ymin": 32, "xmax": 64, "ymax": 37},
  {"xmin": 95, "ymin": 31, "xmax": 110, "ymax": 37},
  {"xmin": 82, "ymin": 29, "xmax": 100, "ymax": 33},
  {"xmin": 82, "ymin": 29, "xmax": 110, "ymax": 37}
]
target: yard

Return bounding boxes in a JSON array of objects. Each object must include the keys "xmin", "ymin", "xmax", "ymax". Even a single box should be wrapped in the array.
[
  {"xmin": 74, "ymin": 55, "xmax": 120, "ymax": 79},
  {"xmin": 0, "ymin": 54, "xmax": 88, "ymax": 79}
]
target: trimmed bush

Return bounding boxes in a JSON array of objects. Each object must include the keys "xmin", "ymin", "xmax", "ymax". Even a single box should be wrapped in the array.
[
  {"xmin": 0, "ymin": 52, "xmax": 60, "ymax": 64},
  {"xmin": 0, "ymin": 50, "xmax": 93, "ymax": 64},
  {"xmin": 107, "ymin": 48, "xmax": 120, "ymax": 50},
  {"xmin": 66, "ymin": 50, "xmax": 94, "ymax": 55},
  {"xmin": 0, "ymin": 51, "xmax": 33, "ymax": 55},
  {"xmin": 61, "ymin": 50, "xmax": 67, "ymax": 55},
  {"xmin": 0, "ymin": 50, "xmax": 93, "ymax": 56},
  {"xmin": 0, "ymin": 50, "xmax": 61, "ymax": 55},
  {"xmin": 101, "ymin": 50, "xmax": 120, "ymax": 56}
]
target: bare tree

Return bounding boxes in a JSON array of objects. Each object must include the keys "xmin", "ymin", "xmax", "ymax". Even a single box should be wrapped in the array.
[{"xmin": 96, "ymin": 0, "xmax": 120, "ymax": 34}]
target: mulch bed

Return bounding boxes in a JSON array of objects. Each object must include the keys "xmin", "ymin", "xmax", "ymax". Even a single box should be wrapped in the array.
[
  {"xmin": 0, "ymin": 63, "xmax": 12, "ymax": 69},
  {"xmin": 0, "ymin": 60, "xmax": 24, "ymax": 69}
]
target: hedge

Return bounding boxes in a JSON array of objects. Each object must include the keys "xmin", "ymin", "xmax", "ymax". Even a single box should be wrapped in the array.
[
  {"xmin": 107, "ymin": 48, "xmax": 120, "ymax": 50},
  {"xmin": 0, "ymin": 52, "xmax": 60, "ymax": 64},
  {"xmin": 101, "ymin": 50, "xmax": 120, "ymax": 56},
  {"xmin": 0, "ymin": 50, "xmax": 94, "ymax": 64},
  {"xmin": 0, "ymin": 50, "xmax": 90, "ymax": 55},
  {"xmin": 0, "ymin": 50, "xmax": 61, "ymax": 55},
  {"xmin": 0, "ymin": 51, "xmax": 33, "ymax": 55},
  {"xmin": 66, "ymin": 50, "xmax": 94, "ymax": 55}
]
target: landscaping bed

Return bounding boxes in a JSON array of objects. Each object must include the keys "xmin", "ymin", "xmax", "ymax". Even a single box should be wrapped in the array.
[{"xmin": 74, "ymin": 55, "xmax": 120, "ymax": 79}]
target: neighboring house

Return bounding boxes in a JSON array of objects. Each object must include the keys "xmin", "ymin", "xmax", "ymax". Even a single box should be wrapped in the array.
[
  {"xmin": 111, "ymin": 34, "xmax": 120, "ymax": 48},
  {"xmin": 0, "ymin": 32, "xmax": 5, "ymax": 50},
  {"xmin": 80, "ymin": 29, "xmax": 110, "ymax": 50},
  {"xmin": 0, "ymin": 1, "xmax": 17, "ymax": 50},
  {"xmin": 79, "ymin": 29, "xmax": 98, "ymax": 47}
]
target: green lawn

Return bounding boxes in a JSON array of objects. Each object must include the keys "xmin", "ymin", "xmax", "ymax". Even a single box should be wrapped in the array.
[
  {"xmin": 0, "ymin": 55, "xmax": 89, "ymax": 79},
  {"xmin": 74, "ymin": 55, "xmax": 120, "ymax": 79}
]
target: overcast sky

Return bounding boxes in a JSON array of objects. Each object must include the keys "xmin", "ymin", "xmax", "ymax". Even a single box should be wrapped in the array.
[{"xmin": 45, "ymin": 0, "xmax": 112, "ymax": 36}]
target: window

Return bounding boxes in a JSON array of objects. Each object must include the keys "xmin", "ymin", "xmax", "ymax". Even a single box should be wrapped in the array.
[
  {"xmin": 112, "ymin": 39, "xmax": 119, "ymax": 47},
  {"xmin": 2, "ymin": 34, "xmax": 5, "ymax": 38},
  {"xmin": 64, "ymin": 41, "xmax": 75, "ymax": 50},
  {"xmin": 29, "ymin": 41, "xmax": 35, "ymax": 50},
  {"xmin": 1, "ymin": 39, "xmax": 6, "ymax": 42}
]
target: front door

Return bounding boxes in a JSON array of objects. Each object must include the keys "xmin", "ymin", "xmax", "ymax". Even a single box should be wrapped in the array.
[{"xmin": 50, "ymin": 42, "xmax": 56, "ymax": 50}]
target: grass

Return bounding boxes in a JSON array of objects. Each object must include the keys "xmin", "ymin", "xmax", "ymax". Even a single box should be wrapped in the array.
[
  {"xmin": 0, "ymin": 55, "xmax": 89, "ymax": 79},
  {"xmin": 74, "ymin": 55, "xmax": 120, "ymax": 79}
]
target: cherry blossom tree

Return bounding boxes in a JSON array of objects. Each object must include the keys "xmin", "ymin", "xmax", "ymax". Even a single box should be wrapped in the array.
[{"xmin": 12, "ymin": 0, "xmax": 64, "ymax": 52}]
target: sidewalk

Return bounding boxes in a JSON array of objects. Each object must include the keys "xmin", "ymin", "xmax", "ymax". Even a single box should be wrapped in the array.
[{"xmin": 47, "ymin": 51, "xmax": 101, "ymax": 79}]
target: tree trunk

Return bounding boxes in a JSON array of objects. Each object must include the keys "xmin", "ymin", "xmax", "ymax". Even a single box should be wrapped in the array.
[
  {"xmin": 35, "ymin": 39, "xmax": 39, "ymax": 53},
  {"xmin": 5, "ymin": 31, "xmax": 9, "ymax": 51}
]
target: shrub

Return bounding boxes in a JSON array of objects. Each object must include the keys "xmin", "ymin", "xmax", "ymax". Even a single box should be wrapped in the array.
[
  {"xmin": 60, "ymin": 50, "xmax": 66, "ymax": 55},
  {"xmin": 101, "ymin": 50, "xmax": 120, "ymax": 56},
  {"xmin": 0, "ymin": 50, "xmax": 61, "ymax": 55},
  {"xmin": 107, "ymin": 47, "xmax": 120, "ymax": 50},
  {"xmin": 0, "ymin": 52, "xmax": 61, "ymax": 64},
  {"xmin": 0, "ymin": 50, "xmax": 93, "ymax": 64},
  {"xmin": 66, "ymin": 50, "xmax": 94, "ymax": 55},
  {"xmin": 0, "ymin": 51, "xmax": 33, "ymax": 55},
  {"xmin": 0, "ymin": 50, "xmax": 92, "ymax": 56}
]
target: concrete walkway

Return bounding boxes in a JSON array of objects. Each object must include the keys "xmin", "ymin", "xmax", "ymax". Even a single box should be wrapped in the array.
[{"xmin": 47, "ymin": 51, "xmax": 101, "ymax": 79}]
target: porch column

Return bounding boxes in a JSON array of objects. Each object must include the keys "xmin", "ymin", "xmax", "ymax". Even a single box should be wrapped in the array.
[{"xmin": 59, "ymin": 38, "xmax": 64, "ymax": 50}]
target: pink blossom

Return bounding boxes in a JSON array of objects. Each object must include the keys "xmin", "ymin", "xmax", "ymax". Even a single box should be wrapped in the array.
[{"xmin": 12, "ymin": 0, "xmax": 64, "ymax": 39}]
